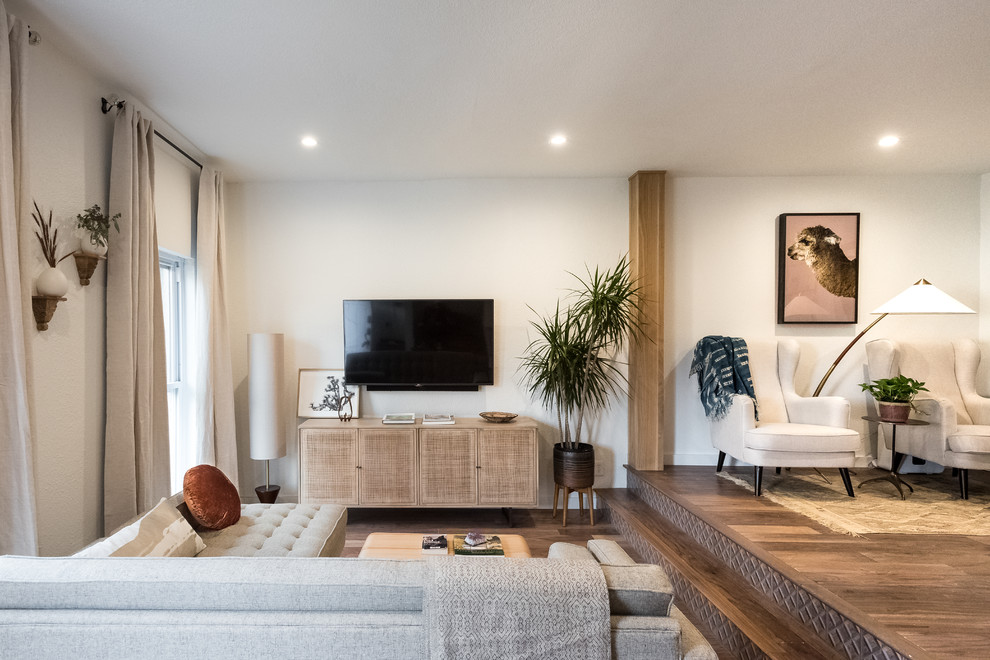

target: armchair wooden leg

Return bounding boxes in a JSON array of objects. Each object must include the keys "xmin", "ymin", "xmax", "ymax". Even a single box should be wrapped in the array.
[
  {"xmin": 838, "ymin": 468, "xmax": 855, "ymax": 497},
  {"xmin": 775, "ymin": 467, "xmax": 782, "ymax": 475},
  {"xmin": 754, "ymin": 466, "xmax": 764, "ymax": 496},
  {"xmin": 716, "ymin": 451, "xmax": 726, "ymax": 473},
  {"xmin": 959, "ymin": 468, "xmax": 969, "ymax": 500}
]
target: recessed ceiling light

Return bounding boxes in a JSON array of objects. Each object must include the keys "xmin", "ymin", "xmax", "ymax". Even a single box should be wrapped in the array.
[
  {"xmin": 878, "ymin": 135, "xmax": 899, "ymax": 147},
  {"xmin": 301, "ymin": 135, "xmax": 318, "ymax": 148},
  {"xmin": 549, "ymin": 134, "xmax": 567, "ymax": 146}
]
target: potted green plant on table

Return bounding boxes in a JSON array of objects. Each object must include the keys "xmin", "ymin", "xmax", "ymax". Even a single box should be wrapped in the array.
[
  {"xmin": 520, "ymin": 256, "xmax": 644, "ymax": 494},
  {"xmin": 75, "ymin": 204, "xmax": 120, "ymax": 256},
  {"xmin": 859, "ymin": 374, "xmax": 929, "ymax": 423}
]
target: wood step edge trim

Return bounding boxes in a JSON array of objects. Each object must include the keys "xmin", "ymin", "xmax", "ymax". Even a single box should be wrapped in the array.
[
  {"xmin": 620, "ymin": 469, "xmax": 933, "ymax": 660},
  {"xmin": 599, "ymin": 489, "xmax": 845, "ymax": 660},
  {"xmin": 625, "ymin": 465, "xmax": 873, "ymax": 618}
]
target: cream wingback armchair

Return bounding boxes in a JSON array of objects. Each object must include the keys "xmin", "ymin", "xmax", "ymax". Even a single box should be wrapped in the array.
[
  {"xmin": 865, "ymin": 338, "xmax": 990, "ymax": 499},
  {"xmin": 705, "ymin": 338, "xmax": 860, "ymax": 496}
]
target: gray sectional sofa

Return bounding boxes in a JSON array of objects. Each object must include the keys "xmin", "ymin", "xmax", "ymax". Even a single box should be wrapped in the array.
[{"xmin": 0, "ymin": 493, "xmax": 715, "ymax": 659}]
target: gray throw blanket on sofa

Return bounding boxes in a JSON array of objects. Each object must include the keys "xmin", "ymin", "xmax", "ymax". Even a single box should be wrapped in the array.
[
  {"xmin": 424, "ymin": 557, "xmax": 610, "ymax": 660},
  {"xmin": 689, "ymin": 335, "xmax": 758, "ymax": 421}
]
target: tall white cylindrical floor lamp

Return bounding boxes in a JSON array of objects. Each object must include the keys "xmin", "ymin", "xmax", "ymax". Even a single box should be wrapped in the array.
[{"xmin": 249, "ymin": 333, "xmax": 286, "ymax": 503}]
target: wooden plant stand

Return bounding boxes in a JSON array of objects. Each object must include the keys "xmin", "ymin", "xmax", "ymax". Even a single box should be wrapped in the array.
[{"xmin": 552, "ymin": 484, "xmax": 595, "ymax": 527}]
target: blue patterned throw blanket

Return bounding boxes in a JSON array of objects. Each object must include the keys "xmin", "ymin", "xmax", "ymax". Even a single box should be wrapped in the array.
[{"xmin": 689, "ymin": 336, "xmax": 758, "ymax": 421}]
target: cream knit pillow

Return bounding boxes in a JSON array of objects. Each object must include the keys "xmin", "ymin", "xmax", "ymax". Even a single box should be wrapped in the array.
[{"xmin": 74, "ymin": 498, "xmax": 206, "ymax": 558}]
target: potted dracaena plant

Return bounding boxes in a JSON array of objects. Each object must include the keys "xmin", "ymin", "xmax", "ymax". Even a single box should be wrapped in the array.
[
  {"xmin": 859, "ymin": 374, "xmax": 929, "ymax": 423},
  {"xmin": 75, "ymin": 203, "xmax": 120, "ymax": 256},
  {"xmin": 520, "ymin": 256, "xmax": 645, "ymax": 492}
]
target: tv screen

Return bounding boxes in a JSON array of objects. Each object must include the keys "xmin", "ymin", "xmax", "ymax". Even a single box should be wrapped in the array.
[{"xmin": 343, "ymin": 299, "xmax": 494, "ymax": 390}]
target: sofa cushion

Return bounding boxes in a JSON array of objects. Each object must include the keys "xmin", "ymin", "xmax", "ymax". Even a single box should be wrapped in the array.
[
  {"xmin": 746, "ymin": 423, "xmax": 859, "ymax": 452},
  {"xmin": 547, "ymin": 542, "xmax": 596, "ymax": 561},
  {"xmin": 0, "ymin": 557, "xmax": 426, "ymax": 612},
  {"xmin": 601, "ymin": 564, "xmax": 674, "ymax": 617},
  {"xmin": 74, "ymin": 498, "xmax": 205, "ymax": 558},
  {"xmin": 587, "ymin": 539, "xmax": 637, "ymax": 566},
  {"xmin": 948, "ymin": 425, "xmax": 990, "ymax": 454},
  {"xmin": 197, "ymin": 503, "xmax": 348, "ymax": 557},
  {"xmin": 183, "ymin": 465, "xmax": 241, "ymax": 530}
]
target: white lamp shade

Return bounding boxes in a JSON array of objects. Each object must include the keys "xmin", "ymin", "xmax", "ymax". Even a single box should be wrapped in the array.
[
  {"xmin": 249, "ymin": 333, "xmax": 286, "ymax": 460},
  {"xmin": 872, "ymin": 279, "xmax": 975, "ymax": 315}
]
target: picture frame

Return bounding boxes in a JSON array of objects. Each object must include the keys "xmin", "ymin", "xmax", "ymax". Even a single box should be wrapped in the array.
[
  {"xmin": 297, "ymin": 369, "xmax": 359, "ymax": 419},
  {"xmin": 777, "ymin": 212, "xmax": 860, "ymax": 324}
]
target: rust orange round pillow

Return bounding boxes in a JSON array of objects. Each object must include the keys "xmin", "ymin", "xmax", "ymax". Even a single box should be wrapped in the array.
[{"xmin": 182, "ymin": 465, "xmax": 241, "ymax": 530}]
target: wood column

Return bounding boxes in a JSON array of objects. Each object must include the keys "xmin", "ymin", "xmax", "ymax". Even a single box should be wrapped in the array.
[{"xmin": 628, "ymin": 171, "xmax": 665, "ymax": 470}]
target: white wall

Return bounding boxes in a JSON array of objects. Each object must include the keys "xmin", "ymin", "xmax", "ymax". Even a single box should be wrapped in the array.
[
  {"xmin": 16, "ymin": 12, "xmax": 206, "ymax": 554},
  {"xmin": 21, "ymin": 32, "xmax": 114, "ymax": 557},
  {"xmin": 224, "ymin": 179, "xmax": 630, "ymax": 506},
  {"xmin": 981, "ymin": 173, "xmax": 990, "ymax": 343},
  {"xmin": 666, "ymin": 175, "xmax": 983, "ymax": 467},
  {"xmin": 227, "ymin": 173, "xmax": 986, "ymax": 503}
]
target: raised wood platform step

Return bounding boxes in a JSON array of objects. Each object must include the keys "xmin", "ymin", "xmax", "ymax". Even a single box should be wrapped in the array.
[
  {"xmin": 598, "ymin": 467, "xmax": 933, "ymax": 660},
  {"xmin": 597, "ymin": 487, "xmax": 844, "ymax": 660}
]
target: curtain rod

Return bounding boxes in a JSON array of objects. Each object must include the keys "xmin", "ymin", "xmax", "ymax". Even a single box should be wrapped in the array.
[{"xmin": 101, "ymin": 96, "xmax": 204, "ymax": 170}]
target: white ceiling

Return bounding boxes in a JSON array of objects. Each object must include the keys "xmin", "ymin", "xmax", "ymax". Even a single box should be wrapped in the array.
[{"xmin": 10, "ymin": 0, "xmax": 990, "ymax": 182}]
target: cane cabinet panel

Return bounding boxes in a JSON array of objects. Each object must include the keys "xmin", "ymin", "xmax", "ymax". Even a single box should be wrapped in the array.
[
  {"xmin": 420, "ymin": 428, "xmax": 478, "ymax": 505},
  {"xmin": 299, "ymin": 417, "xmax": 538, "ymax": 508}
]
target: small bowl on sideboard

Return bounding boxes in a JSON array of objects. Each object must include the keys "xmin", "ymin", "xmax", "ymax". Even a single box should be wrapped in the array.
[{"xmin": 479, "ymin": 411, "xmax": 518, "ymax": 424}]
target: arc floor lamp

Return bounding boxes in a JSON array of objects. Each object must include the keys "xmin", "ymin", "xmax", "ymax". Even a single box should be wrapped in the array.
[{"xmin": 813, "ymin": 279, "xmax": 975, "ymax": 397}]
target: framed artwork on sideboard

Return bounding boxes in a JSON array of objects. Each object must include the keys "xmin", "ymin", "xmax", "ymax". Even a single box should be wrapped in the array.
[
  {"xmin": 297, "ymin": 369, "xmax": 359, "ymax": 419},
  {"xmin": 777, "ymin": 212, "xmax": 860, "ymax": 324}
]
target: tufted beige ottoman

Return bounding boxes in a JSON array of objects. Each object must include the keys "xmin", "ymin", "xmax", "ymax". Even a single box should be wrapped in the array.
[{"xmin": 197, "ymin": 503, "xmax": 348, "ymax": 557}]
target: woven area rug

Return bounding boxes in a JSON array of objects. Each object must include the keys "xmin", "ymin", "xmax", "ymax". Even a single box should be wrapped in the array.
[{"xmin": 717, "ymin": 469, "xmax": 990, "ymax": 536}]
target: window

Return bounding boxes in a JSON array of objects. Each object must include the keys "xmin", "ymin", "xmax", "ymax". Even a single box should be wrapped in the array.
[
  {"xmin": 155, "ymin": 137, "xmax": 200, "ymax": 492},
  {"xmin": 160, "ymin": 250, "xmax": 193, "ymax": 492}
]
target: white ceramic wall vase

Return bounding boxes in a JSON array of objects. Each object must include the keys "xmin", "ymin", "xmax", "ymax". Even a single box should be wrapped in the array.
[
  {"xmin": 78, "ymin": 234, "xmax": 108, "ymax": 257},
  {"xmin": 36, "ymin": 267, "xmax": 69, "ymax": 297}
]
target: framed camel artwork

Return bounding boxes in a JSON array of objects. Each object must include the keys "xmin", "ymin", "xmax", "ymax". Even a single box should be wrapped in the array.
[{"xmin": 777, "ymin": 212, "xmax": 860, "ymax": 324}]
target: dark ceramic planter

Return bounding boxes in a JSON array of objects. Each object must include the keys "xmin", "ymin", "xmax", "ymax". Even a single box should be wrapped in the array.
[
  {"xmin": 553, "ymin": 442, "xmax": 595, "ymax": 489},
  {"xmin": 878, "ymin": 402, "xmax": 911, "ymax": 424}
]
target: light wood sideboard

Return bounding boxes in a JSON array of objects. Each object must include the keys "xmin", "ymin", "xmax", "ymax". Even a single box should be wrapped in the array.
[{"xmin": 298, "ymin": 417, "xmax": 538, "ymax": 508}]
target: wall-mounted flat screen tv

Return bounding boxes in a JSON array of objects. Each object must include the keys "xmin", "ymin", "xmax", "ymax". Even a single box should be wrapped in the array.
[{"xmin": 343, "ymin": 299, "xmax": 494, "ymax": 391}]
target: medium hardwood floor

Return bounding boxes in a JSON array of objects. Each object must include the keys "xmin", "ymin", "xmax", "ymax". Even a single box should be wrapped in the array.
[
  {"xmin": 338, "ymin": 506, "xmax": 633, "ymax": 559},
  {"xmin": 635, "ymin": 466, "xmax": 990, "ymax": 660}
]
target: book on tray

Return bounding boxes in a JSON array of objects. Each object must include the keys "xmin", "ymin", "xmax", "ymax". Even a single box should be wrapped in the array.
[
  {"xmin": 382, "ymin": 413, "xmax": 416, "ymax": 424},
  {"xmin": 451, "ymin": 533, "xmax": 504, "ymax": 557},
  {"xmin": 421, "ymin": 534, "xmax": 448, "ymax": 555},
  {"xmin": 423, "ymin": 413, "xmax": 455, "ymax": 425}
]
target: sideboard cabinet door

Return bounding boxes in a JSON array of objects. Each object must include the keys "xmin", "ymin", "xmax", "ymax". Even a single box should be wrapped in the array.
[
  {"xmin": 477, "ymin": 427, "xmax": 538, "ymax": 506},
  {"xmin": 420, "ymin": 428, "xmax": 478, "ymax": 505},
  {"xmin": 299, "ymin": 428, "xmax": 359, "ymax": 504},
  {"xmin": 358, "ymin": 429, "xmax": 418, "ymax": 505}
]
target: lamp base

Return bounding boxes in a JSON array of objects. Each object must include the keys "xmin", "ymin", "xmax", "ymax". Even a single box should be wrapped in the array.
[{"xmin": 255, "ymin": 484, "xmax": 281, "ymax": 504}]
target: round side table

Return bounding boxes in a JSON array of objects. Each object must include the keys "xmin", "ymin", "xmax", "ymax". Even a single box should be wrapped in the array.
[{"xmin": 859, "ymin": 416, "xmax": 929, "ymax": 500}]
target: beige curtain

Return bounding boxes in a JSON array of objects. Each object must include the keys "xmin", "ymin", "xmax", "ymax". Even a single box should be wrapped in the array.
[
  {"xmin": 0, "ymin": 4, "xmax": 37, "ymax": 556},
  {"xmin": 192, "ymin": 168, "xmax": 238, "ymax": 484},
  {"xmin": 104, "ymin": 104, "xmax": 170, "ymax": 533}
]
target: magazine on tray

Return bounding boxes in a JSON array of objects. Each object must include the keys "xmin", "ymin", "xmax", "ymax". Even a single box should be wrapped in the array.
[
  {"xmin": 422, "ymin": 534, "xmax": 448, "ymax": 555},
  {"xmin": 382, "ymin": 412, "xmax": 416, "ymax": 424}
]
